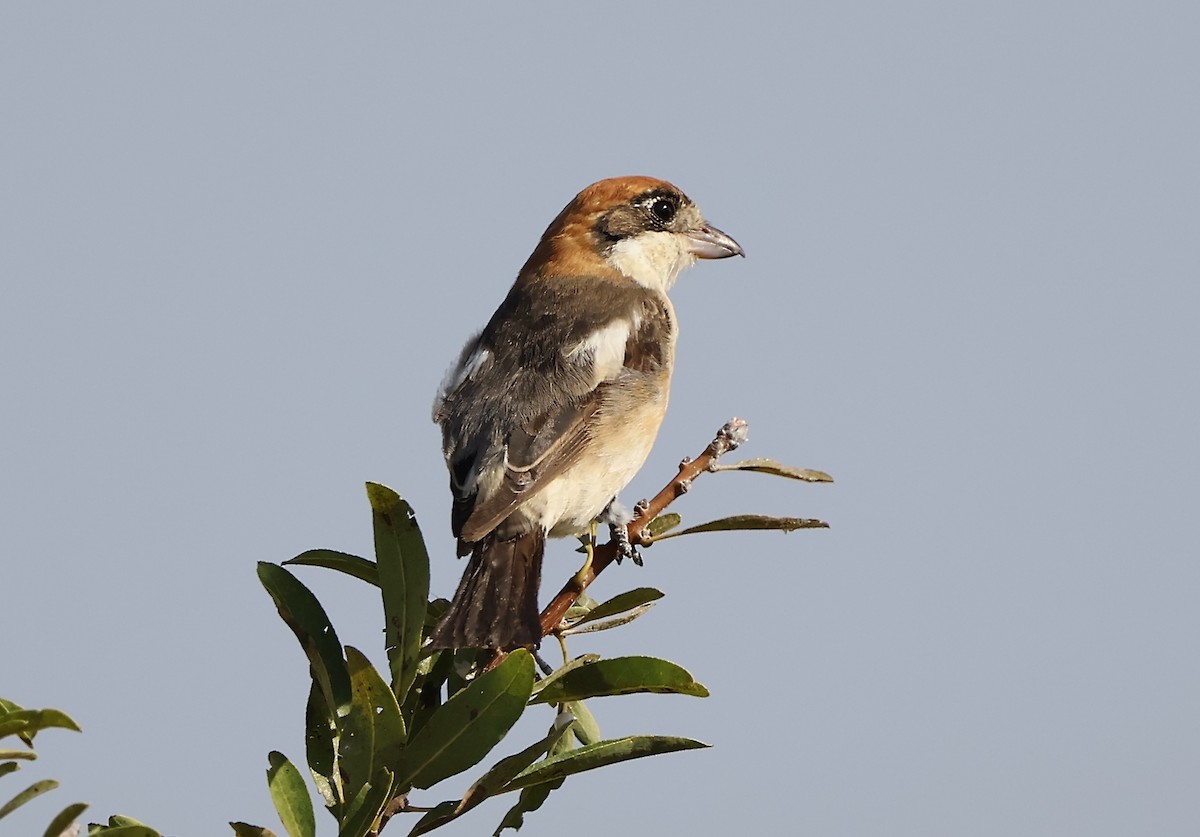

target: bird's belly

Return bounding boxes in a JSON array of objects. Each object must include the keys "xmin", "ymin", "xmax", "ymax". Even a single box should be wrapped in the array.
[{"xmin": 523, "ymin": 396, "xmax": 665, "ymax": 539}]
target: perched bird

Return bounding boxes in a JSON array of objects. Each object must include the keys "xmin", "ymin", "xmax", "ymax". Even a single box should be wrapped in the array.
[{"xmin": 430, "ymin": 176, "xmax": 743, "ymax": 651}]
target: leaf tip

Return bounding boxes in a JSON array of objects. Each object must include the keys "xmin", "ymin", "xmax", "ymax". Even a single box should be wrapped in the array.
[{"xmin": 365, "ymin": 481, "xmax": 401, "ymax": 510}]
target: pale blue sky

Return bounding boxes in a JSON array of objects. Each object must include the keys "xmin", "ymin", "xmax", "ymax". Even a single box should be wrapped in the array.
[{"xmin": 4, "ymin": 3, "xmax": 1198, "ymax": 835}]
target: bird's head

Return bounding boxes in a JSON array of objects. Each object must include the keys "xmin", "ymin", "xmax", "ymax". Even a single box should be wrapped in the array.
[{"xmin": 519, "ymin": 176, "xmax": 743, "ymax": 293}]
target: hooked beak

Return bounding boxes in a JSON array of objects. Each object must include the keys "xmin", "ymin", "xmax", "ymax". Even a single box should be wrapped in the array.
[{"xmin": 687, "ymin": 223, "xmax": 745, "ymax": 259}]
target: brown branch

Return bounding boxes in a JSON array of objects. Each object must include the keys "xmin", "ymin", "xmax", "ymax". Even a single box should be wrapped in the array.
[
  {"xmin": 483, "ymin": 418, "xmax": 749, "ymax": 672},
  {"xmin": 537, "ymin": 417, "xmax": 749, "ymax": 637}
]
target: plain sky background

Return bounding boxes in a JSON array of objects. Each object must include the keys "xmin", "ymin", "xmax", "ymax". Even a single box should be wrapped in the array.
[{"xmin": 4, "ymin": 3, "xmax": 1198, "ymax": 835}]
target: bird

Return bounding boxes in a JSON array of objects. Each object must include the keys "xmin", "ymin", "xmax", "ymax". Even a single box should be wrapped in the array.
[{"xmin": 429, "ymin": 176, "xmax": 743, "ymax": 651}]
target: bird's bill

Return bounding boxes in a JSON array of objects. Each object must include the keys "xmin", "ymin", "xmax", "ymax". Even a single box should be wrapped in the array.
[{"xmin": 686, "ymin": 224, "xmax": 745, "ymax": 259}]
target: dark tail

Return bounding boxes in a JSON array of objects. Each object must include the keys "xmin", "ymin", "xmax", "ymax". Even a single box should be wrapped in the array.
[{"xmin": 430, "ymin": 529, "xmax": 545, "ymax": 651}]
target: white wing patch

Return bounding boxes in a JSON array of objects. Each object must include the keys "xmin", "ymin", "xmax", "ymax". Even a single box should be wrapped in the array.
[
  {"xmin": 459, "ymin": 345, "xmax": 491, "ymax": 382},
  {"xmin": 433, "ymin": 336, "xmax": 490, "ymax": 421},
  {"xmin": 564, "ymin": 318, "xmax": 631, "ymax": 385}
]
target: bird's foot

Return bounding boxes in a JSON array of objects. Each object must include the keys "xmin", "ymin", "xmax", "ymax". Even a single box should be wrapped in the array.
[{"xmin": 610, "ymin": 521, "xmax": 643, "ymax": 566}]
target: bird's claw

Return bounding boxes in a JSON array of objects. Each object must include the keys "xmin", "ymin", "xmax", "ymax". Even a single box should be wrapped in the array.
[{"xmin": 611, "ymin": 522, "xmax": 643, "ymax": 567}]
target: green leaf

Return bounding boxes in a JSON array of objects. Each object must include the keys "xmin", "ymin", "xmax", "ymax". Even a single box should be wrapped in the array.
[
  {"xmin": 335, "ymin": 689, "xmax": 374, "ymax": 809},
  {"xmin": 0, "ymin": 763, "xmax": 16, "ymax": 779},
  {"xmin": 563, "ymin": 701, "xmax": 600, "ymax": 746},
  {"xmin": 652, "ymin": 514, "xmax": 829, "ymax": 540},
  {"xmin": 34, "ymin": 709, "xmax": 81, "ymax": 734},
  {"xmin": 336, "ymin": 769, "xmax": 392, "ymax": 837},
  {"xmin": 644, "ymin": 513, "xmax": 682, "ymax": 537},
  {"xmin": 367, "ymin": 483, "xmax": 431, "ymax": 704},
  {"xmin": 0, "ymin": 750, "xmax": 35, "ymax": 761},
  {"xmin": 493, "ymin": 782, "xmax": 558, "ymax": 836},
  {"xmin": 285, "ymin": 550, "xmax": 378, "ymax": 587},
  {"xmin": 303, "ymin": 683, "xmax": 338, "ymax": 813},
  {"xmin": 360, "ymin": 657, "xmax": 407, "ymax": 771},
  {"xmin": 423, "ymin": 598, "xmax": 450, "ymax": 634},
  {"xmin": 406, "ymin": 800, "xmax": 459, "ymax": 837},
  {"xmin": 0, "ymin": 700, "xmax": 33, "ymax": 748},
  {"xmin": 266, "ymin": 751, "xmax": 316, "ymax": 837},
  {"xmin": 503, "ymin": 736, "xmax": 709, "ymax": 792},
  {"xmin": 492, "ymin": 732, "xmax": 573, "ymax": 835},
  {"xmin": 561, "ymin": 606, "xmax": 655, "ymax": 635},
  {"xmin": 229, "ymin": 824, "xmax": 280, "ymax": 837},
  {"xmin": 397, "ymin": 649, "xmax": 535, "ymax": 790},
  {"xmin": 85, "ymin": 825, "xmax": 161, "ymax": 837},
  {"xmin": 406, "ymin": 714, "xmax": 572, "ymax": 836},
  {"xmin": 103, "ymin": 815, "xmax": 149, "ymax": 826},
  {"xmin": 401, "ymin": 649, "xmax": 452, "ymax": 743},
  {"xmin": 0, "ymin": 779, "xmax": 57, "ymax": 819},
  {"xmin": 446, "ymin": 648, "xmax": 493, "ymax": 698},
  {"xmin": 529, "ymin": 656, "xmax": 709, "ymax": 704},
  {"xmin": 43, "ymin": 802, "xmax": 88, "ymax": 837},
  {"xmin": 0, "ymin": 719, "xmax": 30, "ymax": 740},
  {"xmin": 713, "ymin": 457, "xmax": 834, "ymax": 482},
  {"xmin": 342, "ymin": 646, "xmax": 406, "ymax": 802},
  {"xmin": 0, "ymin": 709, "xmax": 81, "ymax": 741},
  {"xmin": 258, "ymin": 562, "xmax": 352, "ymax": 718},
  {"xmin": 528, "ymin": 654, "xmax": 599, "ymax": 699},
  {"xmin": 457, "ymin": 714, "xmax": 573, "ymax": 813},
  {"xmin": 562, "ymin": 593, "xmax": 599, "ymax": 623},
  {"xmin": 567, "ymin": 588, "xmax": 663, "ymax": 628}
]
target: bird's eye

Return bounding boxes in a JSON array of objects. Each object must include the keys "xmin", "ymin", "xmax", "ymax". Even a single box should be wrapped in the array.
[{"xmin": 648, "ymin": 196, "xmax": 677, "ymax": 224}]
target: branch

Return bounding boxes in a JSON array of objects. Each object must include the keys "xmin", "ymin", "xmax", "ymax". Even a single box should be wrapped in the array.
[{"xmin": 537, "ymin": 417, "xmax": 749, "ymax": 638}]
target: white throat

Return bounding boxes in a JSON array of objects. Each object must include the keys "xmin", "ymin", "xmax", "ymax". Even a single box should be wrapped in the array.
[{"xmin": 607, "ymin": 231, "xmax": 696, "ymax": 294}]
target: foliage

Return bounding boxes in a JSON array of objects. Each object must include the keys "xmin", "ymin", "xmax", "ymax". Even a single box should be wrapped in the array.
[
  {"xmin": 244, "ymin": 483, "xmax": 721, "ymax": 837},
  {"xmin": 7, "ymin": 440, "xmax": 829, "ymax": 835},
  {"xmin": 0, "ymin": 699, "xmax": 164, "ymax": 836}
]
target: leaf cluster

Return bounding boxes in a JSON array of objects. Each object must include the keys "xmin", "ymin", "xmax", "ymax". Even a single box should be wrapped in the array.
[
  {"xmin": 242, "ymin": 484, "xmax": 714, "ymax": 837},
  {"xmin": 0, "ymin": 699, "xmax": 160, "ymax": 836},
  {"xmin": 5, "ymin": 431, "xmax": 830, "ymax": 836}
]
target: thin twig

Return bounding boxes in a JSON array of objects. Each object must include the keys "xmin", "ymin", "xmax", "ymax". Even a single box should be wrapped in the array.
[
  {"xmin": 537, "ymin": 417, "xmax": 749, "ymax": 638},
  {"xmin": 483, "ymin": 418, "xmax": 748, "ymax": 672}
]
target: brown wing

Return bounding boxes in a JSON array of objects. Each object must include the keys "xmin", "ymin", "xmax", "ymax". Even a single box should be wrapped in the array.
[{"xmin": 456, "ymin": 388, "xmax": 606, "ymax": 544}]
